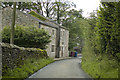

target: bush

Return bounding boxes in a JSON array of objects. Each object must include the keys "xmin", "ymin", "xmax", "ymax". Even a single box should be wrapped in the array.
[{"xmin": 2, "ymin": 25, "xmax": 51, "ymax": 49}]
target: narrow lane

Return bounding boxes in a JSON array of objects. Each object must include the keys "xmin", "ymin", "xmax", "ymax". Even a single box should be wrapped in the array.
[{"xmin": 28, "ymin": 56, "xmax": 91, "ymax": 78}]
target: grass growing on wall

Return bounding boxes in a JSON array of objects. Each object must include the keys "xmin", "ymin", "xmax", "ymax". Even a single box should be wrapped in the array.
[
  {"xmin": 2, "ymin": 58, "xmax": 54, "ymax": 79},
  {"xmin": 29, "ymin": 11, "xmax": 47, "ymax": 21}
]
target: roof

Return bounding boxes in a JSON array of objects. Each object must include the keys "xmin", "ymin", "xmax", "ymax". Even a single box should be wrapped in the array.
[
  {"xmin": 28, "ymin": 11, "xmax": 69, "ymax": 30},
  {"xmin": 3, "ymin": 7, "xmax": 69, "ymax": 30},
  {"xmin": 24, "ymin": 13, "xmax": 58, "ymax": 29}
]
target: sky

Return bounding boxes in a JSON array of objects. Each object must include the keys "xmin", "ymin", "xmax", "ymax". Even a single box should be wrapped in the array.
[{"xmin": 71, "ymin": 0, "xmax": 101, "ymax": 18}]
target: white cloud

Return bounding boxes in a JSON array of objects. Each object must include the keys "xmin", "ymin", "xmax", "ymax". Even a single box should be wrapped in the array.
[{"xmin": 71, "ymin": 0, "xmax": 101, "ymax": 18}]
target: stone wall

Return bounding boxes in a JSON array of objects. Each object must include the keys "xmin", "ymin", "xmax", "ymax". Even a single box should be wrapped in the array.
[
  {"xmin": 1, "ymin": 43, "xmax": 48, "ymax": 75},
  {"xmin": 40, "ymin": 24, "xmax": 57, "ymax": 58},
  {"xmin": 60, "ymin": 28, "xmax": 69, "ymax": 57}
]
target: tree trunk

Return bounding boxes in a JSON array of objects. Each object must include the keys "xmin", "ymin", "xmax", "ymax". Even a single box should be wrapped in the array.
[
  {"xmin": 10, "ymin": 2, "xmax": 16, "ymax": 44},
  {"xmin": 57, "ymin": 1, "xmax": 60, "ymax": 24}
]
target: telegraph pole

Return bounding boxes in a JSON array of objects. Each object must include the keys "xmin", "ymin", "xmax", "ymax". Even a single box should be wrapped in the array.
[{"xmin": 10, "ymin": 2, "xmax": 16, "ymax": 44}]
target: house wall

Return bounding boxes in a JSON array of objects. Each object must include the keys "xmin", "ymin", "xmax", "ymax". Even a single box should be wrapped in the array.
[
  {"xmin": 40, "ymin": 24, "xmax": 57, "ymax": 58},
  {"xmin": 60, "ymin": 28, "xmax": 69, "ymax": 57},
  {"xmin": 2, "ymin": 7, "xmax": 69, "ymax": 58}
]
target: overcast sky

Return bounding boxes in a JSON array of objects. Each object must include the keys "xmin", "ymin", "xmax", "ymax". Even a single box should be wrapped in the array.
[{"xmin": 71, "ymin": 0, "xmax": 101, "ymax": 18}]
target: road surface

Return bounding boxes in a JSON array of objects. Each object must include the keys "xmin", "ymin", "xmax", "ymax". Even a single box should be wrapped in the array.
[{"xmin": 28, "ymin": 55, "xmax": 91, "ymax": 78}]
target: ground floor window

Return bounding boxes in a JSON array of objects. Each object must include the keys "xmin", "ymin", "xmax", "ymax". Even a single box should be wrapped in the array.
[{"xmin": 51, "ymin": 45, "xmax": 55, "ymax": 52}]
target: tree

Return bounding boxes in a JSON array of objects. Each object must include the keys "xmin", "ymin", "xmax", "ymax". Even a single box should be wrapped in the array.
[
  {"xmin": 50, "ymin": 0, "xmax": 76, "ymax": 24},
  {"xmin": 62, "ymin": 9, "xmax": 83, "ymax": 28},
  {"xmin": 2, "ymin": 2, "xmax": 43, "ymax": 15},
  {"xmin": 97, "ymin": 2, "xmax": 120, "ymax": 56}
]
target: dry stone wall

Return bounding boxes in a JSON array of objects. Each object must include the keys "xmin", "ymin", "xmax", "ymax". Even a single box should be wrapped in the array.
[{"xmin": 1, "ymin": 43, "xmax": 48, "ymax": 75}]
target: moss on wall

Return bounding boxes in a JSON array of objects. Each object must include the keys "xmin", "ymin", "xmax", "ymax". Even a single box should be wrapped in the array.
[{"xmin": 29, "ymin": 11, "xmax": 47, "ymax": 21}]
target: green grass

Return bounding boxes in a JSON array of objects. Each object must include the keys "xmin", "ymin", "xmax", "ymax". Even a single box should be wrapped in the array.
[
  {"xmin": 81, "ymin": 47, "xmax": 119, "ymax": 79},
  {"xmin": 2, "ymin": 58, "xmax": 54, "ymax": 79},
  {"xmin": 29, "ymin": 11, "xmax": 47, "ymax": 21}
]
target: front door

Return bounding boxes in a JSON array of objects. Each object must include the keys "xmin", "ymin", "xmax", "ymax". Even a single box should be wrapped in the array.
[{"xmin": 61, "ymin": 46, "xmax": 63, "ymax": 57}]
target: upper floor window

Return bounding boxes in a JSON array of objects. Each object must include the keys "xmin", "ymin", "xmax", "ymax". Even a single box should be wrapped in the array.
[
  {"xmin": 39, "ymin": 22, "xmax": 41, "ymax": 28},
  {"xmin": 52, "ymin": 30, "xmax": 55, "ymax": 35},
  {"xmin": 63, "ymin": 31, "xmax": 65, "ymax": 36},
  {"xmin": 62, "ymin": 42, "xmax": 64, "ymax": 45}
]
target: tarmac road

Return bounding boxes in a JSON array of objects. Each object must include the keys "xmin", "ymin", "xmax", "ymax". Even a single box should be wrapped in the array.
[{"xmin": 28, "ymin": 55, "xmax": 91, "ymax": 78}]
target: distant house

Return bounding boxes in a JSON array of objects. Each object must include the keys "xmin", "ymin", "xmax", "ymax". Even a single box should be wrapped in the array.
[{"xmin": 2, "ymin": 7, "xmax": 69, "ymax": 58}]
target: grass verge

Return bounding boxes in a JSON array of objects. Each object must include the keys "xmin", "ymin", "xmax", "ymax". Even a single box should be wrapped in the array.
[
  {"xmin": 2, "ymin": 58, "xmax": 54, "ymax": 79},
  {"xmin": 81, "ymin": 48, "xmax": 119, "ymax": 79}
]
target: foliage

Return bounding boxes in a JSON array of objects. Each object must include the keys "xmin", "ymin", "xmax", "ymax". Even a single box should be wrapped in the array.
[
  {"xmin": 2, "ymin": 58, "xmax": 54, "ymax": 79},
  {"xmin": 97, "ymin": 2, "xmax": 120, "ymax": 56},
  {"xmin": 69, "ymin": 18, "xmax": 89, "ymax": 51},
  {"xmin": 62, "ymin": 9, "xmax": 84, "ymax": 51},
  {"xmin": 82, "ymin": 48, "xmax": 118, "ymax": 78},
  {"xmin": 81, "ymin": 2, "xmax": 120, "ymax": 78},
  {"xmin": 1, "ymin": 43, "xmax": 49, "ymax": 76},
  {"xmin": 29, "ymin": 11, "xmax": 47, "ymax": 21},
  {"xmin": 52, "ymin": 1, "xmax": 75, "ymax": 24},
  {"xmin": 2, "ymin": 25, "xmax": 51, "ymax": 49},
  {"xmin": 2, "ymin": 2, "xmax": 43, "ymax": 14}
]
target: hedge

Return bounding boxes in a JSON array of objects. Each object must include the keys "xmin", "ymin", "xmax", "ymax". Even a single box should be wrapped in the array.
[{"xmin": 2, "ymin": 25, "xmax": 51, "ymax": 49}]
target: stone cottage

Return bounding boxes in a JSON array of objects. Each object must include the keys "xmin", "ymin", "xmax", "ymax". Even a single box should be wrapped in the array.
[{"xmin": 2, "ymin": 7, "xmax": 69, "ymax": 58}]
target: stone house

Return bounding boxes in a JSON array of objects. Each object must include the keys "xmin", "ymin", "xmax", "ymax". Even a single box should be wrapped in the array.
[{"xmin": 2, "ymin": 7, "xmax": 69, "ymax": 58}]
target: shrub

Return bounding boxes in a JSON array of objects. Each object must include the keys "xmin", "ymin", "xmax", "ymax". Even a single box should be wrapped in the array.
[{"xmin": 2, "ymin": 25, "xmax": 51, "ymax": 49}]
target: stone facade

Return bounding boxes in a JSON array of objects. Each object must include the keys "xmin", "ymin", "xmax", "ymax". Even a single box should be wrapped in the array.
[
  {"xmin": 40, "ymin": 24, "xmax": 57, "ymax": 58},
  {"xmin": 2, "ymin": 7, "xmax": 69, "ymax": 58},
  {"xmin": 60, "ymin": 27, "xmax": 69, "ymax": 57}
]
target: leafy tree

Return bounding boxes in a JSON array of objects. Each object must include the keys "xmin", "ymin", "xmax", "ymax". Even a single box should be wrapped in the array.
[
  {"xmin": 2, "ymin": 2, "xmax": 43, "ymax": 14},
  {"xmin": 62, "ymin": 9, "xmax": 83, "ymax": 28},
  {"xmin": 69, "ymin": 18, "xmax": 87, "ymax": 51},
  {"xmin": 51, "ymin": 0, "xmax": 76, "ymax": 24},
  {"xmin": 2, "ymin": 1, "xmax": 75, "ymax": 23},
  {"xmin": 61, "ymin": 9, "xmax": 83, "ymax": 51},
  {"xmin": 97, "ymin": 2, "xmax": 120, "ymax": 56}
]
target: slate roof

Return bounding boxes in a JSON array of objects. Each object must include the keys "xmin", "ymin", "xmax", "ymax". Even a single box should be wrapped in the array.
[
  {"xmin": 24, "ymin": 10, "xmax": 69, "ymax": 30},
  {"xmin": 3, "ymin": 7, "xmax": 69, "ymax": 30},
  {"xmin": 24, "ymin": 13, "xmax": 58, "ymax": 29}
]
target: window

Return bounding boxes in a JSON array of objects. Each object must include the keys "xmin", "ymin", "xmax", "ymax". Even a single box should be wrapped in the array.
[
  {"xmin": 52, "ymin": 30, "xmax": 54, "ymax": 35},
  {"xmin": 60, "ymin": 31, "xmax": 62, "ymax": 36},
  {"xmin": 63, "ymin": 31, "xmax": 65, "ymax": 36},
  {"xmin": 39, "ymin": 22, "xmax": 41, "ymax": 28},
  {"xmin": 51, "ymin": 45, "xmax": 55, "ymax": 52},
  {"xmin": 62, "ymin": 42, "xmax": 64, "ymax": 45}
]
